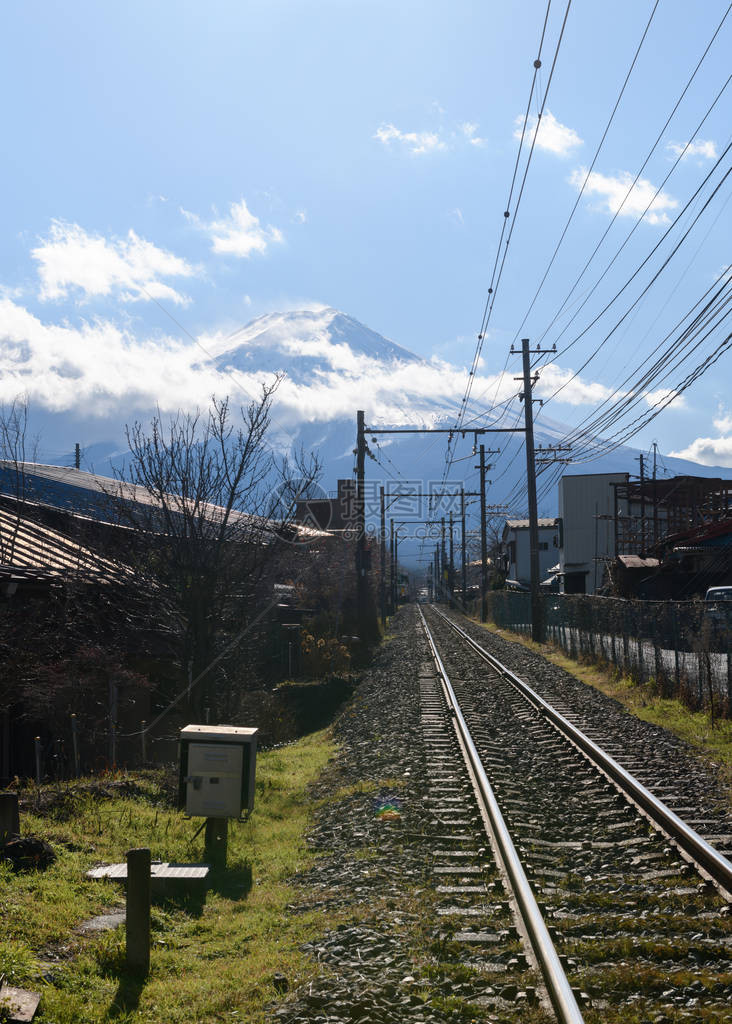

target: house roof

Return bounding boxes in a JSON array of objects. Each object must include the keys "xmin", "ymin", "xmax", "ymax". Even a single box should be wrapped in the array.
[
  {"xmin": 617, "ymin": 554, "xmax": 660, "ymax": 569},
  {"xmin": 0, "ymin": 461, "xmax": 330, "ymax": 542},
  {"xmin": 505, "ymin": 518, "xmax": 557, "ymax": 530},
  {"xmin": 0, "ymin": 506, "xmax": 132, "ymax": 587}
]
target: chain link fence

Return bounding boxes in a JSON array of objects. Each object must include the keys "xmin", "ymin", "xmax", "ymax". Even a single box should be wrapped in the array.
[{"xmin": 485, "ymin": 592, "xmax": 732, "ymax": 719}]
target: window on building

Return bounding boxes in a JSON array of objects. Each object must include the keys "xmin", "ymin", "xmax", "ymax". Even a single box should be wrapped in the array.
[{"xmin": 539, "ymin": 541, "xmax": 548, "ymax": 551}]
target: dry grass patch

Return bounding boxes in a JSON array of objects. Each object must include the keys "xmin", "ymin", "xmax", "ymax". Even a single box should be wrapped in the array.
[{"xmin": 1, "ymin": 730, "xmax": 336, "ymax": 1023}]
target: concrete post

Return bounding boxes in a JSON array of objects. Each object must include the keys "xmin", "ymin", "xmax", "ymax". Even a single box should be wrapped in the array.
[
  {"xmin": 0, "ymin": 792, "xmax": 20, "ymax": 843},
  {"xmin": 71, "ymin": 713, "xmax": 80, "ymax": 778},
  {"xmin": 126, "ymin": 847, "xmax": 151, "ymax": 974},
  {"xmin": 205, "ymin": 817, "xmax": 228, "ymax": 869}
]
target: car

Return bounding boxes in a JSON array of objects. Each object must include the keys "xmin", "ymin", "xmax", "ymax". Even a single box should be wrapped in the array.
[{"xmin": 703, "ymin": 586, "xmax": 732, "ymax": 650}]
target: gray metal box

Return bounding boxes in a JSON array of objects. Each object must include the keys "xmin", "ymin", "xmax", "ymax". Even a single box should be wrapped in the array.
[{"xmin": 178, "ymin": 725, "xmax": 258, "ymax": 818}]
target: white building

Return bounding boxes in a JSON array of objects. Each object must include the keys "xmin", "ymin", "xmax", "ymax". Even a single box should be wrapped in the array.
[
  {"xmin": 557, "ymin": 472, "xmax": 629, "ymax": 594},
  {"xmin": 502, "ymin": 518, "xmax": 560, "ymax": 589}
]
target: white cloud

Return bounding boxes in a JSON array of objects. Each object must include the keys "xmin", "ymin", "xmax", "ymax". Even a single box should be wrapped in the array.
[
  {"xmin": 373, "ymin": 123, "xmax": 447, "ymax": 155},
  {"xmin": 534, "ymin": 363, "xmax": 616, "ymax": 405},
  {"xmin": 667, "ymin": 139, "xmax": 718, "ymax": 161},
  {"xmin": 643, "ymin": 387, "xmax": 686, "ymax": 409},
  {"xmin": 451, "ymin": 208, "xmax": 464, "ymax": 225},
  {"xmin": 714, "ymin": 411, "xmax": 732, "ymax": 433},
  {"xmin": 569, "ymin": 167, "xmax": 679, "ymax": 225},
  {"xmin": 182, "ymin": 199, "xmax": 284, "ymax": 258},
  {"xmin": 32, "ymin": 220, "xmax": 195, "ymax": 305},
  {"xmin": 460, "ymin": 122, "xmax": 487, "ymax": 147},
  {"xmin": 0, "ymin": 298, "xmax": 228, "ymax": 415},
  {"xmin": 0, "ymin": 300, "xmax": 623, "ymax": 426},
  {"xmin": 293, "ymin": 209, "xmax": 308, "ymax": 224},
  {"xmin": 670, "ymin": 435, "xmax": 732, "ymax": 468},
  {"xmin": 515, "ymin": 110, "xmax": 582, "ymax": 157},
  {"xmin": 669, "ymin": 404, "xmax": 732, "ymax": 466}
]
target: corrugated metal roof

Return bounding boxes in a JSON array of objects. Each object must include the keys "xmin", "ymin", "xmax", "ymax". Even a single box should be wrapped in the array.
[
  {"xmin": 505, "ymin": 518, "xmax": 557, "ymax": 529},
  {"xmin": 617, "ymin": 554, "xmax": 660, "ymax": 569},
  {"xmin": 0, "ymin": 507, "xmax": 131, "ymax": 584},
  {"xmin": 0, "ymin": 461, "xmax": 331, "ymax": 541}
]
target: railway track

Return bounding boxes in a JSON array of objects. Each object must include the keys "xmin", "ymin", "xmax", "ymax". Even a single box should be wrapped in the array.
[{"xmin": 417, "ymin": 604, "xmax": 732, "ymax": 1023}]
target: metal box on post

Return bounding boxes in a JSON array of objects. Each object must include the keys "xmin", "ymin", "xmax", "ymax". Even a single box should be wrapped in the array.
[{"xmin": 178, "ymin": 725, "xmax": 258, "ymax": 818}]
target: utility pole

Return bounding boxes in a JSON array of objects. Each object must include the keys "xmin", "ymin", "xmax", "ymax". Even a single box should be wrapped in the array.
[
  {"xmin": 380, "ymin": 486, "xmax": 386, "ymax": 626},
  {"xmin": 389, "ymin": 519, "xmax": 395, "ymax": 612},
  {"xmin": 461, "ymin": 488, "xmax": 467, "ymax": 609},
  {"xmin": 474, "ymin": 446, "xmax": 501, "ymax": 622},
  {"xmin": 355, "ymin": 411, "xmax": 368, "ymax": 632},
  {"xmin": 520, "ymin": 338, "xmax": 542, "ymax": 644},
  {"xmin": 394, "ymin": 529, "xmax": 400, "ymax": 605},
  {"xmin": 652, "ymin": 442, "xmax": 658, "ymax": 546},
  {"xmin": 448, "ymin": 511, "xmax": 455, "ymax": 608},
  {"xmin": 638, "ymin": 453, "xmax": 646, "ymax": 558},
  {"xmin": 357, "ymin": 413, "xmax": 527, "ymax": 613},
  {"xmin": 479, "ymin": 446, "xmax": 488, "ymax": 623},
  {"xmin": 441, "ymin": 517, "xmax": 447, "ymax": 604}
]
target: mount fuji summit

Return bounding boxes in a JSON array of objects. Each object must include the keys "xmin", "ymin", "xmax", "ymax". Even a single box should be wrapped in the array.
[
  {"xmin": 201, "ymin": 308, "xmax": 727, "ymax": 517},
  {"xmin": 24, "ymin": 306, "xmax": 730, "ymax": 525}
]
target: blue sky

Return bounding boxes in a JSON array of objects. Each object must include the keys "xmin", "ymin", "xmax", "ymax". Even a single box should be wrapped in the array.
[{"xmin": 1, "ymin": 0, "xmax": 731, "ymax": 468}]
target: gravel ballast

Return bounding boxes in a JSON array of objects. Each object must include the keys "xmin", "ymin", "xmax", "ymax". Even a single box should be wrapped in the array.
[{"xmin": 267, "ymin": 604, "xmax": 731, "ymax": 1024}]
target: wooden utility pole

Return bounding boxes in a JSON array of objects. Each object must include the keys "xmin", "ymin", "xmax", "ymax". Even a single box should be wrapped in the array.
[
  {"xmin": 448, "ymin": 511, "xmax": 455, "ymax": 608},
  {"xmin": 355, "ymin": 411, "xmax": 368, "ymax": 632},
  {"xmin": 639, "ymin": 453, "xmax": 646, "ymax": 558},
  {"xmin": 380, "ymin": 486, "xmax": 386, "ymax": 626},
  {"xmin": 479, "ymin": 446, "xmax": 488, "ymax": 622},
  {"xmin": 461, "ymin": 488, "xmax": 467, "ymax": 609},
  {"xmin": 441, "ymin": 518, "xmax": 447, "ymax": 603},
  {"xmin": 520, "ymin": 338, "xmax": 542, "ymax": 643},
  {"xmin": 652, "ymin": 442, "xmax": 658, "ymax": 546},
  {"xmin": 389, "ymin": 519, "xmax": 395, "ymax": 612}
]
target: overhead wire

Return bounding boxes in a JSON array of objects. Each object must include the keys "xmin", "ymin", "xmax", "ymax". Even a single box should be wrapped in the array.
[
  {"xmin": 442, "ymin": 0, "xmax": 568, "ymax": 477},
  {"xmin": 454, "ymin": 0, "xmax": 670, "ymax": 499},
  {"xmin": 511, "ymin": 0, "xmax": 725, "ymax": 348},
  {"xmin": 537, "ymin": 141, "xmax": 732, "ymax": 411},
  {"xmin": 462, "ymin": 7, "xmax": 731, "ymax": 512}
]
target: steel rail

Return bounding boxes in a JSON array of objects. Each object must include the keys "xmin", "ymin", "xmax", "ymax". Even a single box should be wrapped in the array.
[
  {"xmin": 417, "ymin": 607, "xmax": 586, "ymax": 1024},
  {"xmin": 431, "ymin": 605, "xmax": 732, "ymax": 897}
]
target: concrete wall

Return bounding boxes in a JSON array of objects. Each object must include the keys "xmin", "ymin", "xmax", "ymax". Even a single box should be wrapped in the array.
[
  {"xmin": 558, "ymin": 472, "xmax": 628, "ymax": 593},
  {"xmin": 506, "ymin": 523, "xmax": 559, "ymax": 586}
]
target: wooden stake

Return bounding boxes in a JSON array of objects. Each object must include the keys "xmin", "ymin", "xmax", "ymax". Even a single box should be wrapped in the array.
[
  {"xmin": 0, "ymin": 792, "xmax": 20, "ymax": 843},
  {"xmin": 70, "ymin": 714, "xmax": 80, "ymax": 778},
  {"xmin": 126, "ymin": 848, "xmax": 151, "ymax": 974},
  {"xmin": 204, "ymin": 817, "xmax": 228, "ymax": 869}
]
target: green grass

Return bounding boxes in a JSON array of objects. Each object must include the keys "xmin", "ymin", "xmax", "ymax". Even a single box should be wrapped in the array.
[
  {"xmin": 472, "ymin": 617, "xmax": 732, "ymax": 791},
  {"xmin": 1, "ymin": 731, "xmax": 335, "ymax": 1023}
]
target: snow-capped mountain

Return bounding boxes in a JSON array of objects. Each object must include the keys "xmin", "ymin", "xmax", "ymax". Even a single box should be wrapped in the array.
[
  {"xmin": 25, "ymin": 307, "xmax": 731, "ymax": 553},
  {"xmin": 198, "ymin": 308, "xmax": 731, "ymax": 521},
  {"xmin": 212, "ymin": 308, "xmax": 426, "ymax": 379}
]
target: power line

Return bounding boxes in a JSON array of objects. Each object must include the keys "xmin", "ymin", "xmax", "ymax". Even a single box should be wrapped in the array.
[{"xmin": 444, "ymin": 0, "xmax": 571, "ymax": 480}]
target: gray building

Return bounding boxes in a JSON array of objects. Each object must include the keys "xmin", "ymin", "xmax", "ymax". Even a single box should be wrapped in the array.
[
  {"xmin": 558, "ymin": 472, "xmax": 629, "ymax": 594},
  {"xmin": 502, "ymin": 518, "xmax": 560, "ymax": 589}
]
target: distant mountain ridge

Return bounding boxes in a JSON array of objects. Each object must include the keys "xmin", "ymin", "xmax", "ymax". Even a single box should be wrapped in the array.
[
  {"xmin": 27, "ymin": 307, "xmax": 731, "ymax": 556},
  {"xmin": 212, "ymin": 308, "xmax": 428, "ymax": 384}
]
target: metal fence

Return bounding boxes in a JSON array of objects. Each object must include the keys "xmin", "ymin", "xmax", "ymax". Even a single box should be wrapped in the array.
[{"xmin": 485, "ymin": 592, "xmax": 732, "ymax": 718}]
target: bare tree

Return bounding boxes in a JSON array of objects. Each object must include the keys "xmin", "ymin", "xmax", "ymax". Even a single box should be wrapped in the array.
[
  {"xmin": 0, "ymin": 395, "xmax": 39, "ymax": 564},
  {"xmin": 109, "ymin": 381, "xmax": 321, "ymax": 717}
]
